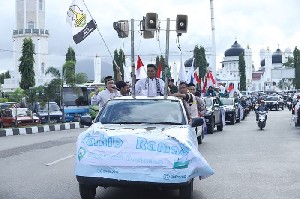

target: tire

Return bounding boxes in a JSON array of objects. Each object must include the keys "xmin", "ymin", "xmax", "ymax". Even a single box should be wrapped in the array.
[
  {"xmin": 276, "ymin": 105, "xmax": 278, "ymax": 111},
  {"xmin": 230, "ymin": 114, "xmax": 235, "ymax": 125},
  {"xmin": 282, "ymin": 106, "xmax": 284, "ymax": 110},
  {"xmin": 179, "ymin": 179, "xmax": 193, "ymax": 199},
  {"xmin": 0, "ymin": 122, "xmax": 3, "ymax": 128},
  {"xmin": 207, "ymin": 118, "xmax": 214, "ymax": 134},
  {"xmin": 217, "ymin": 117, "xmax": 223, "ymax": 131},
  {"xmin": 79, "ymin": 183, "xmax": 97, "ymax": 199},
  {"xmin": 196, "ymin": 127, "xmax": 203, "ymax": 144}
]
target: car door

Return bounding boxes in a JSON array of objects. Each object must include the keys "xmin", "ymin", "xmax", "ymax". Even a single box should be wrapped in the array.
[{"xmin": 213, "ymin": 98, "xmax": 221, "ymax": 123}]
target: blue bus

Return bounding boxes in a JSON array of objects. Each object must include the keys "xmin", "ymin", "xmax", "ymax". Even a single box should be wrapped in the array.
[{"xmin": 62, "ymin": 86, "xmax": 93, "ymax": 122}]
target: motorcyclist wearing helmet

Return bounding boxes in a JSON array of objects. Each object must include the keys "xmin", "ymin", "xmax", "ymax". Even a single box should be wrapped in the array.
[{"xmin": 256, "ymin": 100, "xmax": 268, "ymax": 121}]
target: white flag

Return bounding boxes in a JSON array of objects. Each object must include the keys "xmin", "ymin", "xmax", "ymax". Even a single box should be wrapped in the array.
[{"xmin": 66, "ymin": 0, "xmax": 97, "ymax": 44}]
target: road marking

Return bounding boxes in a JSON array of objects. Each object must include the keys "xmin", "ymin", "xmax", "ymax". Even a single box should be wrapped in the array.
[{"xmin": 45, "ymin": 154, "xmax": 74, "ymax": 166}]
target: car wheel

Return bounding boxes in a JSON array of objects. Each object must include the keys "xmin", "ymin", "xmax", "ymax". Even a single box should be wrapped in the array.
[
  {"xmin": 0, "ymin": 122, "xmax": 3, "ymax": 128},
  {"xmin": 282, "ymin": 106, "xmax": 284, "ymax": 110},
  {"xmin": 230, "ymin": 114, "xmax": 235, "ymax": 125},
  {"xmin": 276, "ymin": 105, "xmax": 278, "ymax": 111},
  {"xmin": 79, "ymin": 183, "xmax": 97, "ymax": 199},
  {"xmin": 217, "ymin": 117, "xmax": 223, "ymax": 131},
  {"xmin": 179, "ymin": 179, "xmax": 193, "ymax": 199},
  {"xmin": 207, "ymin": 118, "xmax": 214, "ymax": 134}
]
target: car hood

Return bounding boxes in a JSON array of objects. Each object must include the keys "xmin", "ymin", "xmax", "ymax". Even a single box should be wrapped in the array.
[
  {"xmin": 16, "ymin": 116, "xmax": 39, "ymax": 120},
  {"xmin": 75, "ymin": 122, "xmax": 214, "ymax": 183}
]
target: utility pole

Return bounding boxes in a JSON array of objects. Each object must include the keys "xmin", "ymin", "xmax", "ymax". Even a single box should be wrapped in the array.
[
  {"xmin": 164, "ymin": 18, "xmax": 170, "ymax": 98},
  {"xmin": 130, "ymin": 18, "xmax": 136, "ymax": 98}
]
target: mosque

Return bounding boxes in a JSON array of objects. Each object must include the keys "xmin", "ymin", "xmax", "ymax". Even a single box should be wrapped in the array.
[{"xmin": 216, "ymin": 40, "xmax": 295, "ymax": 91}]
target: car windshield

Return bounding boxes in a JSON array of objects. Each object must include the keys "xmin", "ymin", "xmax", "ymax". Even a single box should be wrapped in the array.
[
  {"xmin": 96, "ymin": 99, "xmax": 186, "ymax": 125},
  {"xmin": 204, "ymin": 98, "xmax": 212, "ymax": 106},
  {"xmin": 266, "ymin": 97, "xmax": 277, "ymax": 101},
  {"xmin": 220, "ymin": 98, "xmax": 234, "ymax": 105},
  {"xmin": 39, "ymin": 103, "xmax": 60, "ymax": 112}
]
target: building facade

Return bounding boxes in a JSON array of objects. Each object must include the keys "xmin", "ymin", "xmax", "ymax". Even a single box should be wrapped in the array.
[
  {"xmin": 2, "ymin": 0, "xmax": 52, "ymax": 92},
  {"xmin": 216, "ymin": 40, "xmax": 295, "ymax": 91}
]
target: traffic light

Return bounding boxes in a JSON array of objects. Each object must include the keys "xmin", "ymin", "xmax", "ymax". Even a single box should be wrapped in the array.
[
  {"xmin": 176, "ymin": 15, "xmax": 188, "ymax": 33},
  {"xmin": 113, "ymin": 20, "xmax": 129, "ymax": 38},
  {"xmin": 145, "ymin": 12, "xmax": 158, "ymax": 31}
]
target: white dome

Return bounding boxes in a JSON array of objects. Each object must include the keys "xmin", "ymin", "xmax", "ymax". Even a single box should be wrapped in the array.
[
  {"xmin": 260, "ymin": 48, "xmax": 266, "ymax": 53},
  {"xmin": 285, "ymin": 47, "xmax": 292, "ymax": 53}
]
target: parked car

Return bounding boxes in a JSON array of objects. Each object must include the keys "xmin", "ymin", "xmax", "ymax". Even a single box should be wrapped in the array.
[
  {"xmin": 77, "ymin": 96, "xmax": 213, "ymax": 199},
  {"xmin": 203, "ymin": 97, "xmax": 223, "ymax": 133},
  {"xmin": 220, "ymin": 97, "xmax": 241, "ymax": 125},
  {"xmin": 0, "ymin": 108, "xmax": 40, "ymax": 128},
  {"xmin": 265, "ymin": 96, "xmax": 284, "ymax": 110},
  {"xmin": 33, "ymin": 102, "xmax": 63, "ymax": 124}
]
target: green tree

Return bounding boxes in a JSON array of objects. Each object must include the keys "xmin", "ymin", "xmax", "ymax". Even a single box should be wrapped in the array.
[
  {"xmin": 0, "ymin": 71, "xmax": 10, "ymax": 84},
  {"xmin": 76, "ymin": 73, "xmax": 88, "ymax": 84},
  {"xmin": 66, "ymin": 46, "xmax": 76, "ymax": 62},
  {"xmin": 18, "ymin": 37, "xmax": 35, "ymax": 90},
  {"xmin": 194, "ymin": 45, "xmax": 207, "ymax": 88},
  {"xmin": 63, "ymin": 61, "xmax": 76, "ymax": 86},
  {"xmin": 63, "ymin": 47, "xmax": 76, "ymax": 86},
  {"xmin": 294, "ymin": 46, "xmax": 300, "ymax": 89},
  {"xmin": 113, "ymin": 49, "xmax": 125, "ymax": 81},
  {"xmin": 238, "ymin": 53, "xmax": 246, "ymax": 91},
  {"xmin": 283, "ymin": 56, "xmax": 294, "ymax": 68}
]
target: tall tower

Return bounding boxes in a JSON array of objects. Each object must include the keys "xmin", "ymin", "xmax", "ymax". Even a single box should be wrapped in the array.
[
  {"xmin": 13, "ymin": 0, "xmax": 49, "ymax": 85},
  {"xmin": 244, "ymin": 45, "xmax": 252, "ymax": 91},
  {"xmin": 210, "ymin": 0, "xmax": 217, "ymax": 78}
]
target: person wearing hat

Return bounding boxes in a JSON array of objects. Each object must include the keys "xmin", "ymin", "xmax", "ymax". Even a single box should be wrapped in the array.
[
  {"xmin": 116, "ymin": 81, "xmax": 130, "ymax": 96},
  {"xmin": 135, "ymin": 64, "xmax": 165, "ymax": 97},
  {"xmin": 93, "ymin": 76, "xmax": 121, "ymax": 108}
]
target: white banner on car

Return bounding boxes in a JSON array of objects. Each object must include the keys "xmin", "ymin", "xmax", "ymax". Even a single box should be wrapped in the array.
[{"xmin": 75, "ymin": 123, "xmax": 214, "ymax": 183}]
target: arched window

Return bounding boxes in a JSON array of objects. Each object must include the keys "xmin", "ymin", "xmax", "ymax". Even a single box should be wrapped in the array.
[
  {"xmin": 39, "ymin": 0, "xmax": 43, "ymax": 11},
  {"xmin": 41, "ymin": 63, "xmax": 45, "ymax": 74},
  {"xmin": 28, "ymin": 21, "xmax": 34, "ymax": 29}
]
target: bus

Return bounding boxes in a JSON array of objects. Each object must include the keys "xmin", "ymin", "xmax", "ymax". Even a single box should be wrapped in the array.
[{"xmin": 62, "ymin": 86, "xmax": 93, "ymax": 122}]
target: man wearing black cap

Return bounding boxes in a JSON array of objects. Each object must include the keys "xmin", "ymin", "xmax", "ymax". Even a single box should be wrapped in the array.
[
  {"xmin": 92, "ymin": 76, "xmax": 120, "ymax": 108},
  {"xmin": 135, "ymin": 64, "xmax": 165, "ymax": 96}
]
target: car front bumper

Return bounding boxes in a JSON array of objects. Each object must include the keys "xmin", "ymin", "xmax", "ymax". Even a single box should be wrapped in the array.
[{"xmin": 76, "ymin": 176, "xmax": 192, "ymax": 189}]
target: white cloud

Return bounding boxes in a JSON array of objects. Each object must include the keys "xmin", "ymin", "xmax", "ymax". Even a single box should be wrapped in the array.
[{"xmin": 1, "ymin": 0, "xmax": 299, "ymax": 74}]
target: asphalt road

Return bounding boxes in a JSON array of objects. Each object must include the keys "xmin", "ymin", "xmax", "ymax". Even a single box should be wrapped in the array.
[{"xmin": 0, "ymin": 109, "xmax": 299, "ymax": 199}]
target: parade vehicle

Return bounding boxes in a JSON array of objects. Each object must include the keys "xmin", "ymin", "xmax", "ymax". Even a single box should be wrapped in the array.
[
  {"xmin": 220, "ymin": 97, "xmax": 241, "ymax": 125},
  {"xmin": 77, "ymin": 96, "xmax": 214, "ymax": 199},
  {"xmin": 0, "ymin": 108, "xmax": 40, "ymax": 128},
  {"xmin": 264, "ymin": 96, "xmax": 284, "ymax": 111},
  {"xmin": 203, "ymin": 97, "xmax": 223, "ymax": 133}
]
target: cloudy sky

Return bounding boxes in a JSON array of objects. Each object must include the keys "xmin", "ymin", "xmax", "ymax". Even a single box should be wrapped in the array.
[{"xmin": 1, "ymin": 0, "xmax": 300, "ymax": 74}]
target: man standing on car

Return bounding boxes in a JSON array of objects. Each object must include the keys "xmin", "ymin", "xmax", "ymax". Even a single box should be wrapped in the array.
[
  {"xmin": 135, "ymin": 64, "xmax": 165, "ymax": 97},
  {"xmin": 116, "ymin": 81, "xmax": 130, "ymax": 96},
  {"xmin": 94, "ymin": 76, "xmax": 121, "ymax": 108},
  {"xmin": 188, "ymin": 83, "xmax": 205, "ymax": 117}
]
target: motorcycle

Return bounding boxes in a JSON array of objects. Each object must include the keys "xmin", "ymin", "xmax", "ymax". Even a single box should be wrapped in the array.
[
  {"xmin": 287, "ymin": 101, "xmax": 292, "ymax": 111},
  {"xmin": 257, "ymin": 110, "xmax": 267, "ymax": 130}
]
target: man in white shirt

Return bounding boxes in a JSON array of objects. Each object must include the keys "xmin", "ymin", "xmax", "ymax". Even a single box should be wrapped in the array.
[
  {"xmin": 93, "ymin": 76, "xmax": 121, "ymax": 108},
  {"xmin": 135, "ymin": 64, "xmax": 165, "ymax": 97}
]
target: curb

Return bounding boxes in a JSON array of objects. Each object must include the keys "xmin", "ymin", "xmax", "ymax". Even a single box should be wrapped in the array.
[{"xmin": 0, "ymin": 122, "xmax": 85, "ymax": 137}]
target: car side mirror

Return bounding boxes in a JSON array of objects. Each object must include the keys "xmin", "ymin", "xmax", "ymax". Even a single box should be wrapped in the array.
[
  {"xmin": 191, "ymin": 117, "xmax": 204, "ymax": 127},
  {"xmin": 80, "ymin": 115, "xmax": 93, "ymax": 126}
]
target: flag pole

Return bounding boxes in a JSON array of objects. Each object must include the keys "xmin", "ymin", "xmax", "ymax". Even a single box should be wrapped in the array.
[{"xmin": 81, "ymin": 0, "xmax": 121, "ymax": 74}]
